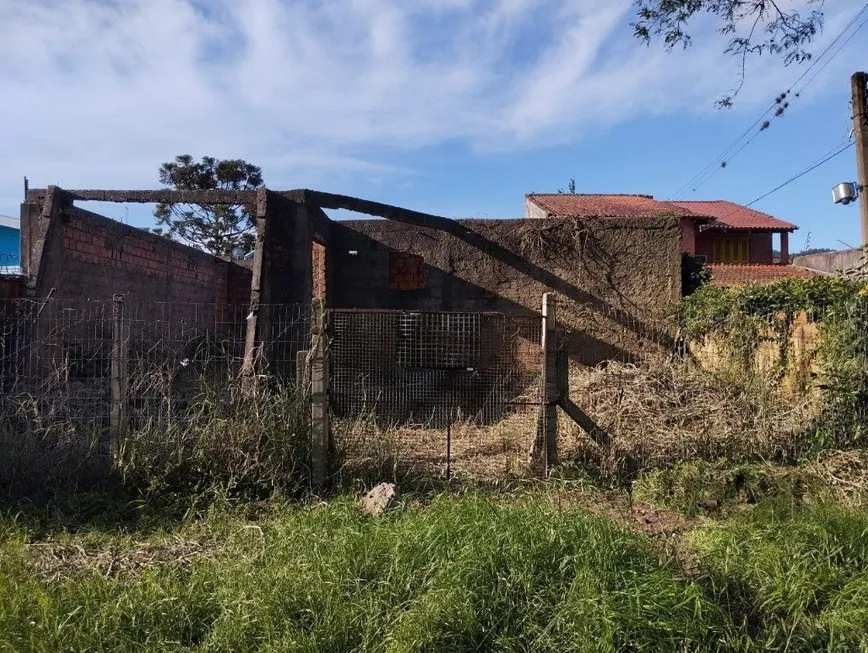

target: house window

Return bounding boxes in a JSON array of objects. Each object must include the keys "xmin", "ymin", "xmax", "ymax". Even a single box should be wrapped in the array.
[
  {"xmin": 389, "ymin": 252, "xmax": 425, "ymax": 290},
  {"xmin": 714, "ymin": 238, "xmax": 749, "ymax": 263}
]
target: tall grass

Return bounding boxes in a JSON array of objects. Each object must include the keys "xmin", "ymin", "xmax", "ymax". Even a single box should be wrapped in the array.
[
  {"xmin": 693, "ymin": 503, "xmax": 868, "ymax": 651},
  {"xmin": 1, "ymin": 374, "xmax": 312, "ymax": 501},
  {"xmin": 1, "ymin": 491, "xmax": 736, "ymax": 652},
  {"xmin": 0, "ymin": 395, "xmax": 109, "ymax": 495},
  {"xmin": 115, "ymin": 380, "xmax": 311, "ymax": 499}
]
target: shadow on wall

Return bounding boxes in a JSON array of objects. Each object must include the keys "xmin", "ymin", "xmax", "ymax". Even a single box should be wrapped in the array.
[{"xmin": 329, "ymin": 218, "xmax": 679, "ymax": 365}]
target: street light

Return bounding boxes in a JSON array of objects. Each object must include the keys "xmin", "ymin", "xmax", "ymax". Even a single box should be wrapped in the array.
[{"xmin": 833, "ymin": 182, "xmax": 860, "ymax": 205}]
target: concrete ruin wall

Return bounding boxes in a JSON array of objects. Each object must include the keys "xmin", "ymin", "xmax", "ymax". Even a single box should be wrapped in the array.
[
  {"xmin": 329, "ymin": 216, "xmax": 682, "ymax": 364},
  {"xmin": 793, "ymin": 248, "xmax": 862, "ymax": 275}
]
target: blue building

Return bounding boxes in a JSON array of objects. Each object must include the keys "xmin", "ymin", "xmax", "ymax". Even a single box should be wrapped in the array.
[{"xmin": 0, "ymin": 215, "xmax": 21, "ymax": 274}]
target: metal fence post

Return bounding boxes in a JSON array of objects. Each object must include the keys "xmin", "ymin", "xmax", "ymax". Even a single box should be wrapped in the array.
[
  {"xmin": 310, "ymin": 300, "xmax": 330, "ymax": 488},
  {"xmin": 110, "ymin": 294, "xmax": 128, "ymax": 453},
  {"xmin": 530, "ymin": 292, "xmax": 558, "ymax": 475}
]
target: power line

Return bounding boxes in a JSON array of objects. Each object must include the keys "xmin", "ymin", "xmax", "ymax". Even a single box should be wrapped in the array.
[
  {"xmin": 688, "ymin": 140, "xmax": 854, "ymax": 234},
  {"xmin": 745, "ymin": 141, "xmax": 854, "ymax": 208},
  {"xmin": 791, "ymin": 15, "xmax": 868, "ymax": 97},
  {"xmin": 670, "ymin": 1, "xmax": 868, "ymax": 199}
]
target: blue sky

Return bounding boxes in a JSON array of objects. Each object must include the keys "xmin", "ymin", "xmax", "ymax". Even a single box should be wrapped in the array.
[{"xmin": 1, "ymin": 0, "xmax": 866, "ymax": 252}]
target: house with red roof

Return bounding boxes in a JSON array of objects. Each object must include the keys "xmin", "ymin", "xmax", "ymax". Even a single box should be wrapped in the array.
[{"xmin": 525, "ymin": 193, "xmax": 813, "ymax": 286}]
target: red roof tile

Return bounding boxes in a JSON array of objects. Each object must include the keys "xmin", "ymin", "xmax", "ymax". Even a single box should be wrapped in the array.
[
  {"xmin": 527, "ymin": 194, "xmax": 702, "ymax": 220},
  {"xmin": 670, "ymin": 200, "xmax": 797, "ymax": 231},
  {"xmin": 708, "ymin": 264, "xmax": 818, "ymax": 287},
  {"xmin": 526, "ymin": 195, "xmax": 798, "ymax": 232}
]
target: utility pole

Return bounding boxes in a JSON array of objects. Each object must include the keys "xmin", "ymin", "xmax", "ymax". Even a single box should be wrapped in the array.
[{"xmin": 853, "ymin": 72, "xmax": 868, "ymax": 248}]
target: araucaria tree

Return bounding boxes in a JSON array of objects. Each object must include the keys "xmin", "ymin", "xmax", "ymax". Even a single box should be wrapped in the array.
[{"xmin": 153, "ymin": 155, "xmax": 264, "ymax": 257}]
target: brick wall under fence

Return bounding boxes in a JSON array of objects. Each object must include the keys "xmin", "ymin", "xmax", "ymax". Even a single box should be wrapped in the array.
[{"xmin": 20, "ymin": 199, "xmax": 252, "ymax": 311}]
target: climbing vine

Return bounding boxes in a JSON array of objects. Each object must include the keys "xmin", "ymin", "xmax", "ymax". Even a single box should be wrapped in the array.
[{"xmin": 681, "ymin": 277, "xmax": 868, "ymax": 450}]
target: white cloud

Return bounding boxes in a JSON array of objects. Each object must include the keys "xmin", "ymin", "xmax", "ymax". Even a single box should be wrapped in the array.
[{"xmin": 0, "ymin": 0, "xmax": 863, "ymax": 216}]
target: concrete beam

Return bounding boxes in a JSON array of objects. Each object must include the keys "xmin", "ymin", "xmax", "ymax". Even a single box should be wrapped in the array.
[
  {"xmin": 290, "ymin": 189, "xmax": 458, "ymax": 231},
  {"xmin": 25, "ymin": 188, "xmax": 260, "ymax": 205}
]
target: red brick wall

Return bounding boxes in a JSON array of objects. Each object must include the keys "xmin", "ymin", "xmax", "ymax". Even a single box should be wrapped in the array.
[
  {"xmin": 388, "ymin": 252, "xmax": 425, "ymax": 290},
  {"xmin": 227, "ymin": 260, "xmax": 253, "ymax": 308},
  {"xmin": 31, "ymin": 204, "xmax": 251, "ymax": 308}
]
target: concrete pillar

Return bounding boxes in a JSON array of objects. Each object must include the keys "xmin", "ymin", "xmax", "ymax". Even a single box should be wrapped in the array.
[
  {"xmin": 530, "ymin": 293, "xmax": 558, "ymax": 476},
  {"xmin": 243, "ymin": 190, "xmax": 315, "ymax": 381},
  {"xmin": 310, "ymin": 299, "xmax": 329, "ymax": 488},
  {"xmin": 20, "ymin": 185, "xmax": 67, "ymax": 294}
]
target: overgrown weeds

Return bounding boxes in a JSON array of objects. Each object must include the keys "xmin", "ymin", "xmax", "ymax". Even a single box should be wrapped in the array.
[
  {"xmin": 692, "ymin": 503, "xmax": 868, "ymax": 651},
  {"xmin": 564, "ymin": 361, "xmax": 819, "ymax": 483},
  {"xmin": 115, "ymin": 379, "xmax": 310, "ymax": 500},
  {"xmin": 0, "ymin": 395, "xmax": 109, "ymax": 495},
  {"xmin": 681, "ymin": 277, "xmax": 868, "ymax": 452},
  {"xmin": 633, "ymin": 453, "xmax": 868, "ymax": 516},
  {"xmin": 1, "ymin": 372, "xmax": 311, "ymax": 503},
  {"xmin": 0, "ymin": 491, "xmax": 735, "ymax": 651}
]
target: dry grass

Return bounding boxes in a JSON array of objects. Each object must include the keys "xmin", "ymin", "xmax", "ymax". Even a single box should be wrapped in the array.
[
  {"xmin": 24, "ymin": 538, "xmax": 217, "ymax": 583},
  {"xmin": 804, "ymin": 450, "xmax": 868, "ymax": 507},
  {"xmin": 333, "ymin": 408, "xmax": 539, "ymax": 485},
  {"xmin": 561, "ymin": 361, "xmax": 822, "ymax": 480}
]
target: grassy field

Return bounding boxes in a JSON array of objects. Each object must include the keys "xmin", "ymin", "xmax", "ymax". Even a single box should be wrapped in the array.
[{"xmin": 2, "ymin": 460, "xmax": 868, "ymax": 653}]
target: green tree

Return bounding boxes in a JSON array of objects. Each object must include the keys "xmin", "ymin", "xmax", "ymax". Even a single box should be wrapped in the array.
[
  {"xmin": 632, "ymin": 0, "xmax": 824, "ymax": 106},
  {"xmin": 153, "ymin": 155, "xmax": 264, "ymax": 257}
]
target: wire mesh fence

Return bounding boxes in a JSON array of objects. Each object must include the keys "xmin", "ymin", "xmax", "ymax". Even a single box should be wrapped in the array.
[
  {"xmin": 7, "ymin": 289, "xmax": 864, "ymax": 493},
  {"xmin": 0, "ymin": 299, "xmax": 313, "ymax": 492},
  {"xmin": 329, "ymin": 309, "xmax": 543, "ymax": 480},
  {"xmin": 1, "ymin": 299, "xmax": 546, "ymax": 490}
]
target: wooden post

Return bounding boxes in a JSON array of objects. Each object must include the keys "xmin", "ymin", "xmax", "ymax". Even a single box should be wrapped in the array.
[
  {"xmin": 110, "ymin": 294, "xmax": 128, "ymax": 452},
  {"xmin": 530, "ymin": 293, "xmax": 558, "ymax": 475},
  {"xmin": 543, "ymin": 293, "xmax": 559, "ymax": 470},
  {"xmin": 296, "ymin": 349, "xmax": 310, "ymax": 397},
  {"xmin": 310, "ymin": 300, "xmax": 330, "ymax": 488},
  {"xmin": 852, "ymin": 72, "xmax": 868, "ymax": 249}
]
